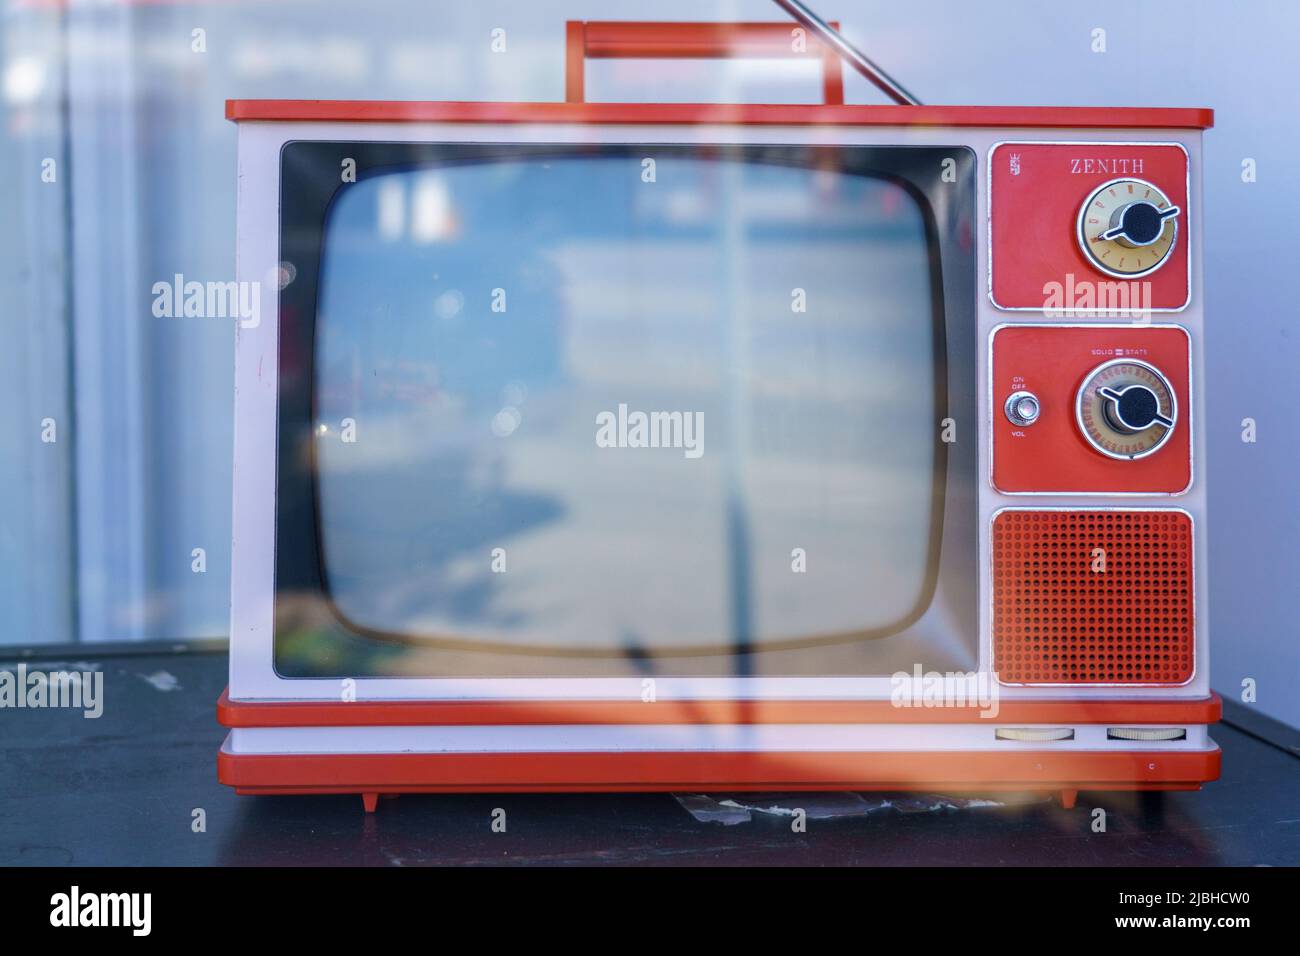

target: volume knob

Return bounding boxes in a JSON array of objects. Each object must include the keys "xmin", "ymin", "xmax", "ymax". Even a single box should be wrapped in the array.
[{"xmin": 1004, "ymin": 390, "xmax": 1041, "ymax": 426}]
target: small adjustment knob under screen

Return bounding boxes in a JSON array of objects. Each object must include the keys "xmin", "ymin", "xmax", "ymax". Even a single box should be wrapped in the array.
[
  {"xmin": 1004, "ymin": 391, "xmax": 1041, "ymax": 426},
  {"xmin": 1076, "ymin": 360, "xmax": 1177, "ymax": 460}
]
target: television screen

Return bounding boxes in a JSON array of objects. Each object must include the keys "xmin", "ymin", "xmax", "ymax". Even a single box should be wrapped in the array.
[{"xmin": 275, "ymin": 144, "xmax": 972, "ymax": 678}]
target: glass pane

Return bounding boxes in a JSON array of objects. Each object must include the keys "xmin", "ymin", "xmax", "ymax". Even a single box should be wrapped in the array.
[{"xmin": 314, "ymin": 154, "xmax": 938, "ymax": 658}]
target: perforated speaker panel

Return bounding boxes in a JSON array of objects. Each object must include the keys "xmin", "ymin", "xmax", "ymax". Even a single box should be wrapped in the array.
[{"xmin": 992, "ymin": 510, "xmax": 1194, "ymax": 685}]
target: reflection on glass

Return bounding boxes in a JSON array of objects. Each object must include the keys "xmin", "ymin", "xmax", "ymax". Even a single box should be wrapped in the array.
[{"xmin": 315, "ymin": 154, "xmax": 938, "ymax": 661}]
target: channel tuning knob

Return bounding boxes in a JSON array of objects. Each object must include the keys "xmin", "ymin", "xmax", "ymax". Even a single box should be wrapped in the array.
[
  {"xmin": 1099, "ymin": 383, "xmax": 1174, "ymax": 434},
  {"xmin": 1077, "ymin": 179, "xmax": 1180, "ymax": 278},
  {"xmin": 1101, "ymin": 200, "xmax": 1180, "ymax": 248},
  {"xmin": 1076, "ymin": 359, "xmax": 1177, "ymax": 460}
]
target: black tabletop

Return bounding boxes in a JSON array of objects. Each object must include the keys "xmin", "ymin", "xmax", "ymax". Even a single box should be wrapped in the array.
[{"xmin": 2, "ymin": 650, "xmax": 1297, "ymax": 866}]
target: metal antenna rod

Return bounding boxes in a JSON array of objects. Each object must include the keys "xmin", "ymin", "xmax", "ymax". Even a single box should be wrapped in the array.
[{"xmin": 770, "ymin": 0, "xmax": 921, "ymax": 105}]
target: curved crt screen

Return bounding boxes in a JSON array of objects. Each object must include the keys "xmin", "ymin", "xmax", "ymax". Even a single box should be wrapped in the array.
[{"xmin": 300, "ymin": 147, "xmax": 946, "ymax": 676}]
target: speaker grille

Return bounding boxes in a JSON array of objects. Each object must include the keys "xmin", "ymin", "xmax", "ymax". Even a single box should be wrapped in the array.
[{"xmin": 992, "ymin": 510, "xmax": 1194, "ymax": 685}]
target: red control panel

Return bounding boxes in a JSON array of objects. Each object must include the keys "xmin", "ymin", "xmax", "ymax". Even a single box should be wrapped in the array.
[
  {"xmin": 989, "ymin": 142, "xmax": 1190, "ymax": 311},
  {"xmin": 991, "ymin": 325, "xmax": 1191, "ymax": 494}
]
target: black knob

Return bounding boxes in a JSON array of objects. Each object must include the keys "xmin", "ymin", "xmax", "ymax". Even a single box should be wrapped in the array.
[
  {"xmin": 1099, "ymin": 384, "xmax": 1174, "ymax": 433},
  {"xmin": 1101, "ymin": 200, "xmax": 1180, "ymax": 247}
]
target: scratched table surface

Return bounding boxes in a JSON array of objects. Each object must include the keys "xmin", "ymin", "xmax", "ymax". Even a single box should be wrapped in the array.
[{"xmin": 2, "ymin": 650, "xmax": 1297, "ymax": 867}]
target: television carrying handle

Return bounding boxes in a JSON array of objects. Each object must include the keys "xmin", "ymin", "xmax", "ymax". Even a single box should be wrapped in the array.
[{"xmin": 564, "ymin": 12, "xmax": 920, "ymax": 106}]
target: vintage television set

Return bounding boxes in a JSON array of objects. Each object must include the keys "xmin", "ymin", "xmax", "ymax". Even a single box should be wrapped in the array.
[{"xmin": 217, "ymin": 20, "xmax": 1219, "ymax": 811}]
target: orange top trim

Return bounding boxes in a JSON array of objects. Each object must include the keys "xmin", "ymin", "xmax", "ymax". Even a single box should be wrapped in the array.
[
  {"xmin": 217, "ymin": 688, "xmax": 1222, "ymax": 728},
  {"xmin": 224, "ymin": 100, "xmax": 1213, "ymax": 130}
]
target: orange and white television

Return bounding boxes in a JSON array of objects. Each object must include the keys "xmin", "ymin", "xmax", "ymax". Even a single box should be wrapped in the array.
[{"xmin": 217, "ymin": 21, "xmax": 1219, "ymax": 811}]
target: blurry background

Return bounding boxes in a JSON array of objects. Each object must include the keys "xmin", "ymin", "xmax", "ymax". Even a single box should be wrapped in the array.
[{"xmin": 1, "ymin": 0, "xmax": 1295, "ymax": 727}]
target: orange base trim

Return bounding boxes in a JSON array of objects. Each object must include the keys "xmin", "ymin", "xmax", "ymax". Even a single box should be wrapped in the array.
[
  {"xmin": 218, "ymin": 747, "xmax": 1221, "ymax": 795},
  {"xmin": 217, "ymin": 689, "xmax": 1222, "ymax": 728}
]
